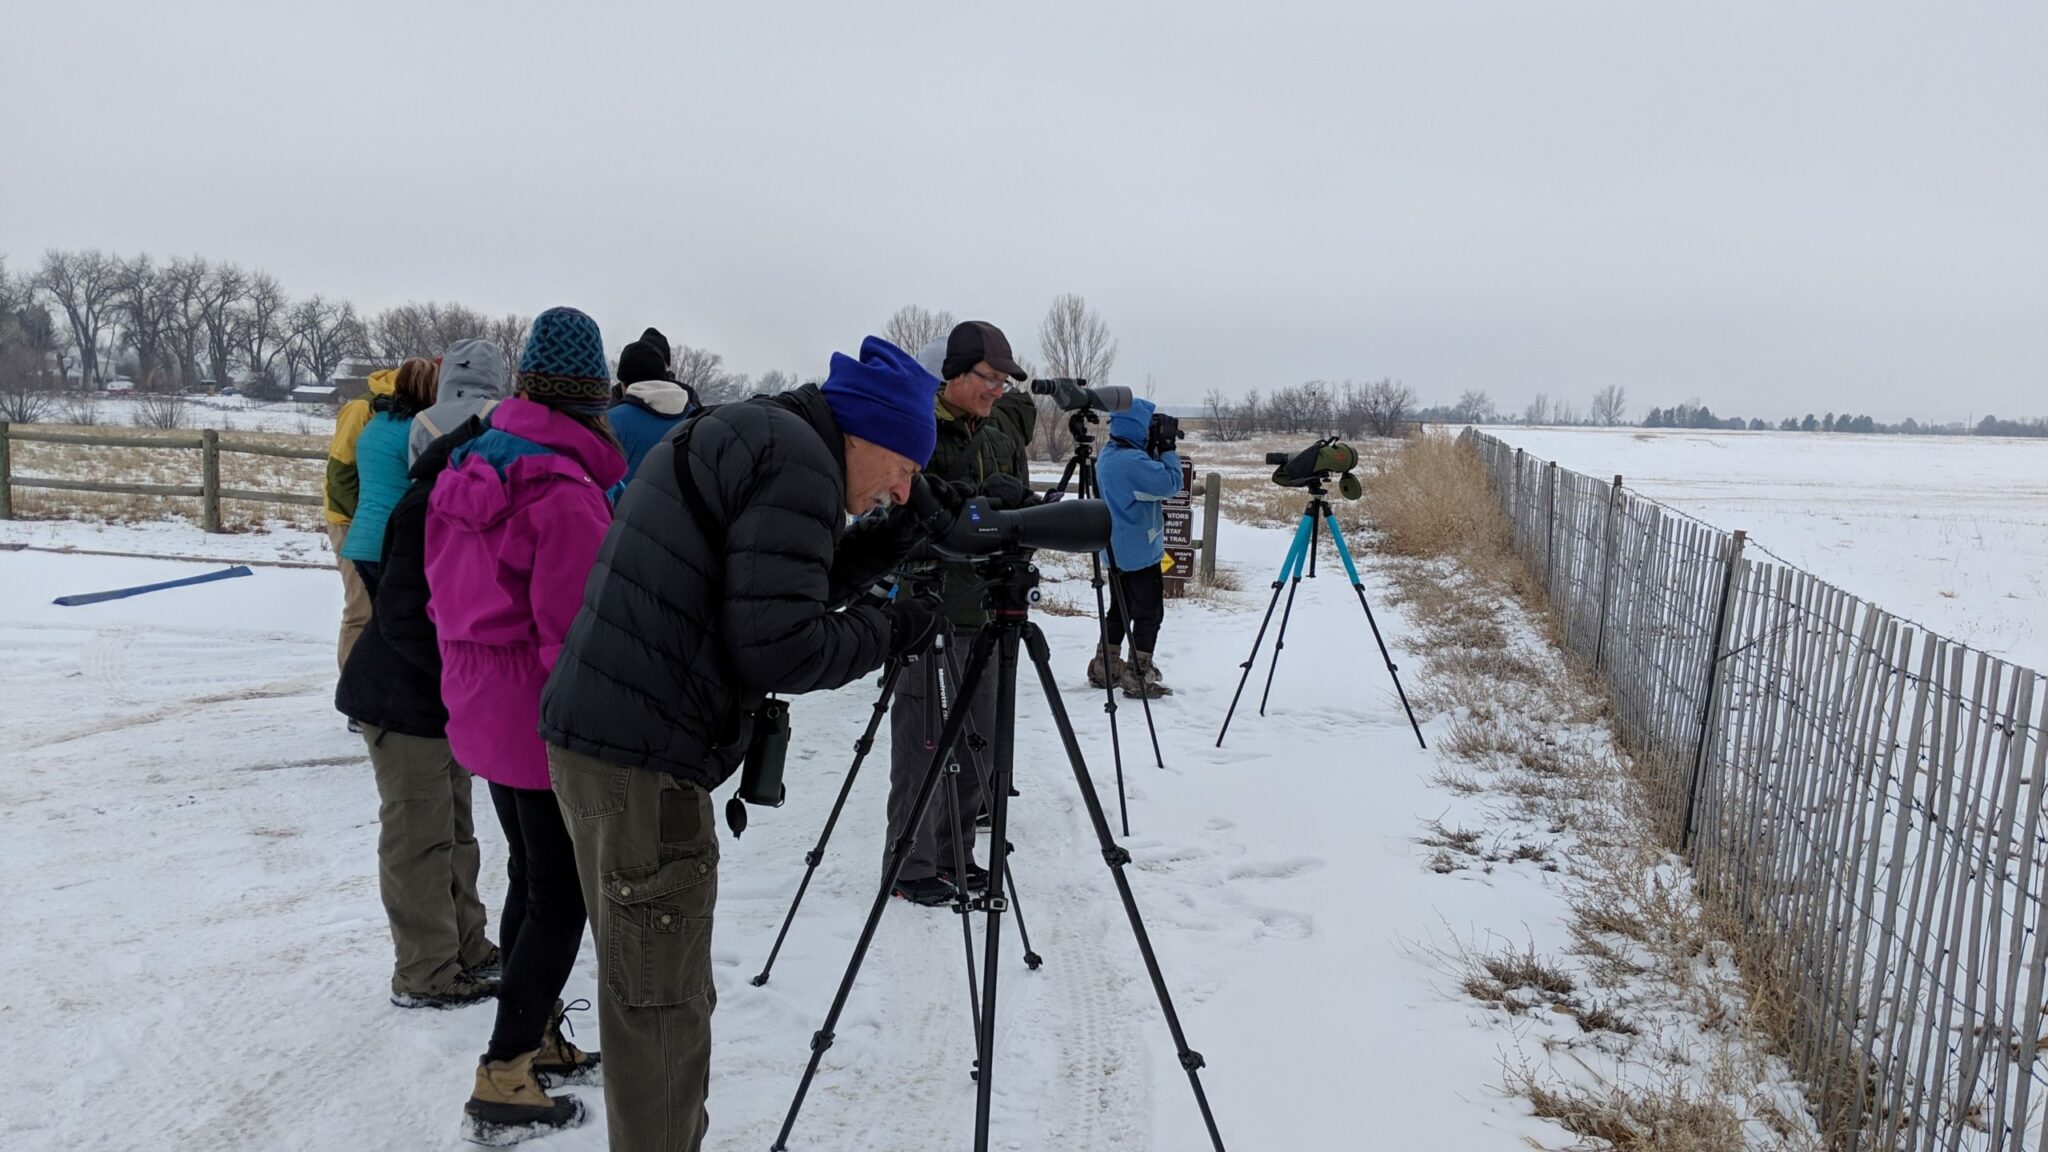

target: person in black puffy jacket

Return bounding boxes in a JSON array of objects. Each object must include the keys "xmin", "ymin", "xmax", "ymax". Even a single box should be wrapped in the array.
[
  {"xmin": 538, "ymin": 336, "xmax": 937, "ymax": 1152},
  {"xmin": 337, "ymin": 415, "xmax": 501, "ymax": 1009}
]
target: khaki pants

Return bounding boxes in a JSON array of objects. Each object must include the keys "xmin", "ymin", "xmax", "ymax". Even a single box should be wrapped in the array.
[
  {"xmin": 363, "ymin": 725, "xmax": 492, "ymax": 996},
  {"xmin": 328, "ymin": 522, "xmax": 372, "ymax": 673},
  {"xmin": 549, "ymin": 744, "xmax": 718, "ymax": 1152}
]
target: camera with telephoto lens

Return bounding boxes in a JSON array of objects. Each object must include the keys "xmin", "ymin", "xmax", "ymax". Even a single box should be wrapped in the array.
[
  {"xmin": 1266, "ymin": 437, "xmax": 1363, "ymax": 500},
  {"xmin": 1146, "ymin": 412, "xmax": 1183, "ymax": 457},
  {"xmin": 1031, "ymin": 377, "xmax": 1133, "ymax": 414}
]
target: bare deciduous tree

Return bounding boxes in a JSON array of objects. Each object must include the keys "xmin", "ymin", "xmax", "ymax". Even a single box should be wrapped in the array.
[
  {"xmin": 882, "ymin": 304, "xmax": 955, "ymax": 357},
  {"xmin": 1361, "ymin": 379, "xmax": 1416, "ymax": 437},
  {"xmin": 1523, "ymin": 392, "xmax": 1552, "ymax": 425},
  {"xmin": 1454, "ymin": 389, "xmax": 1496, "ymax": 423},
  {"xmin": 1590, "ymin": 384, "xmax": 1627, "ymax": 426},
  {"xmin": 196, "ymin": 262, "xmax": 250, "ymax": 391},
  {"xmin": 673, "ymin": 345, "xmax": 749, "ymax": 404},
  {"xmin": 162, "ymin": 257, "xmax": 210, "ymax": 391},
  {"xmin": 286, "ymin": 295, "xmax": 368, "ymax": 387},
  {"xmin": 1036, "ymin": 293, "xmax": 1117, "ymax": 384},
  {"xmin": 37, "ymin": 248, "xmax": 121, "ymax": 387},
  {"xmin": 112, "ymin": 255, "xmax": 183, "ymax": 390},
  {"xmin": 486, "ymin": 313, "xmax": 531, "ymax": 373},
  {"xmin": 237, "ymin": 272, "xmax": 292, "ymax": 397},
  {"xmin": 1203, "ymin": 388, "xmax": 1249, "ymax": 441}
]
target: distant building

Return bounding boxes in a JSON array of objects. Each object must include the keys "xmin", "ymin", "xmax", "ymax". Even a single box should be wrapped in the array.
[
  {"xmin": 328, "ymin": 357, "xmax": 399, "ymax": 404},
  {"xmin": 290, "ymin": 384, "xmax": 339, "ymax": 406}
]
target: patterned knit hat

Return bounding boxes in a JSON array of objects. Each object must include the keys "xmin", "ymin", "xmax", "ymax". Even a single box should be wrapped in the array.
[{"xmin": 517, "ymin": 307, "xmax": 612, "ymax": 414}]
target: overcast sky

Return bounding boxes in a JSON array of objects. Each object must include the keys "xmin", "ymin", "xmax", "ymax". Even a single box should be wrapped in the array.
[{"xmin": 3, "ymin": 2, "xmax": 2042, "ymax": 421}]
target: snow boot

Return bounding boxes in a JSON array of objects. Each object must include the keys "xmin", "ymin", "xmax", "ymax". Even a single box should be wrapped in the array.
[
  {"xmin": 1086, "ymin": 643, "xmax": 1125, "ymax": 690},
  {"xmin": 392, "ymin": 970, "xmax": 500, "ymax": 1010},
  {"xmin": 463, "ymin": 943, "xmax": 503, "ymax": 983},
  {"xmin": 532, "ymin": 999, "xmax": 601, "ymax": 1087},
  {"xmin": 940, "ymin": 862, "xmax": 989, "ymax": 896},
  {"xmin": 462, "ymin": 1049, "xmax": 583, "ymax": 1145},
  {"xmin": 1118, "ymin": 651, "xmax": 1173, "ymax": 699},
  {"xmin": 892, "ymin": 875, "xmax": 958, "ymax": 907}
]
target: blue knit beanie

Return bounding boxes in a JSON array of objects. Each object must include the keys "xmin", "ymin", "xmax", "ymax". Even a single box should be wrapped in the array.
[
  {"xmin": 821, "ymin": 336, "xmax": 939, "ymax": 466},
  {"xmin": 517, "ymin": 306, "xmax": 612, "ymax": 415}
]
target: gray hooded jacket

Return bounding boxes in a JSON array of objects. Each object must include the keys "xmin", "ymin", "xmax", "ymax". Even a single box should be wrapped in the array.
[{"xmin": 407, "ymin": 338, "xmax": 509, "ymax": 464}]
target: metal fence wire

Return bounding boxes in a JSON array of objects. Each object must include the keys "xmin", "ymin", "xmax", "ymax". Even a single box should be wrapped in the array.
[{"xmin": 1465, "ymin": 430, "xmax": 2048, "ymax": 1152}]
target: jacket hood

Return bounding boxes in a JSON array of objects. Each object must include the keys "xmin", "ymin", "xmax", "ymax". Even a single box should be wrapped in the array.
[
  {"xmin": 1109, "ymin": 396, "xmax": 1155, "ymax": 443},
  {"xmin": 435, "ymin": 397, "xmax": 626, "ymax": 530},
  {"xmin": 438, "ymin": 339, "xmax": 508, "ymax": 402},
  {"xmin": 367, "ymin": 368, "xmax": 398, "ymax": 396},
  {"xmin": 623, "ymin": 379, "xmax": 692, "ymax": 417}
]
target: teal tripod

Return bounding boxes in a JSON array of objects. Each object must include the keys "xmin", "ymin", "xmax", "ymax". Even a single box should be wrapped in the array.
[{"xmin": 1215, "ymin": 479, "xmax": 1426, "ymax": 749}]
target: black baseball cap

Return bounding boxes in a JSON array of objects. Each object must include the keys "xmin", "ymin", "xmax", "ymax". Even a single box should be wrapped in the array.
[{"xmin": 943, "ymin": 321, "xmax": 1027, "ymax": 382}]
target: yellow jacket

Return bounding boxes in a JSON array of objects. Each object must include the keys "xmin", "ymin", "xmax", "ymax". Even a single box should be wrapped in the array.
[{"xmin": 323, "ymin": 369, "xmax": 397, "ymax": 524}]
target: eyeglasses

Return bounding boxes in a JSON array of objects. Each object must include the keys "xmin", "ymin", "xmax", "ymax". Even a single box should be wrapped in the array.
[{"xmin": 970, "ymin": 367, "xmax": 1009, "ymax": 390}]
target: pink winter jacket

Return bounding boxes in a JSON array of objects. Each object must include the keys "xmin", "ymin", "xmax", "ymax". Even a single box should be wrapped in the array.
[{"xmin": 425, "ymin": 397, "xmax": 627, "ymax": 790}]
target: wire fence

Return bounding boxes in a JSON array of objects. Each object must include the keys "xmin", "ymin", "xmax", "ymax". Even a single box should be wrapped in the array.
[{"xmin": 1466, "ymin": 430, "xmax": 2048, "ymax": 1152}]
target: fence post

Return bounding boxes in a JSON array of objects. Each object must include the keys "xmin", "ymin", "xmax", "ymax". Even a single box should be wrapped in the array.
[
  {"xmin": 1681, "ymin": 528, "xmax": 1746, "ymax": 851},
  {"xmin": 0, "ymin": 421, "xmax": 11, "ymax": 520},
  {"xmin": 200, "ymin": 428, "xmax": 221, "ymax": 533},
  {"xmin": 1512, "ymin": 447, "xmax": 1525, "ymax": 550},
  {"xmin": 1199, "ymin": 472, "xmax": 1221, "ymax": 584},
  {"xmin": 1593, "ymin": 474, "xmax": 1622, "ymax": 672},
  {"xmin": 1543, "ymin": 460, "xmax": 1558, "ymax": 594}
]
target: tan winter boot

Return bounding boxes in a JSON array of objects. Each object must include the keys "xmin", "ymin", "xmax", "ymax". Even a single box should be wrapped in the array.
[
  {"xmin": 1086, "ymin": 642, "xmax": 1126, "ymax": 690},
  {"xmin": 1118, "ymin": 650, "xmax": 1173, "ymax": 698},
  {"xmin": 532, "ymin": 999, "xmax": 602, "ymax": 1086},
  {"xmin": 463, "ymin": 1049, "xmax": 584, "ymax": 1145}
]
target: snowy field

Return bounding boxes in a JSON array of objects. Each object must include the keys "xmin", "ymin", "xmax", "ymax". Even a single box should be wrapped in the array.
[
  {"xmin": 1490, "ymin": 427, "xmax": 2048, "ymax": 673},
  {"xmin": 0, "ymin": 512, "xmax": 1710, "ymax": 1151}
]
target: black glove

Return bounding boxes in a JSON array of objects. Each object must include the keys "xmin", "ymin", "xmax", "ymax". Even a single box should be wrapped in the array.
[
  {"xmin": 978, "ymin": 472, "xmax": 1031, "ymax": 510},
  {"xmin": 885, "ymin": 591, "xmax": 943, "ymax": 659}
]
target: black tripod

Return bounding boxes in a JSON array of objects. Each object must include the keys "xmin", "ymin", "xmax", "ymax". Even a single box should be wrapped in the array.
[
  {"xmin": 750, "ymin": 616, "xmax": 1041, "ymax": 990},
  {"xmin": 773, "ymin": 552, "xmax": 1226, "ymax": 1152},
  {"xmin": 1216, "ymin": 477, "xmax": 1426, "ymax": 749},
  {"xmin": 1046, "ymin": 409, "xmax": 1165, "ymax": 836}
]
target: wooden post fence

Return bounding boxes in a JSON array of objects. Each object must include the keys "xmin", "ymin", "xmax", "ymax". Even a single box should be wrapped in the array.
[{"xmin": 0, "ymin": 423, "xmax": 326, "ymax": 532}]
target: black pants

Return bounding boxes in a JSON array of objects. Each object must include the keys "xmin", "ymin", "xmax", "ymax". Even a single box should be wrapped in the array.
[
  {"xmin": 485, "ymin": 782, "xmax": 587, "ymax": 1063},
  {"xmin": 884, "ymin": 629, "xmax": 993, "ymax": 884},
  {"xmin": 355, "ymin": 560, "xmax": 383, "ymax": 603},
  {"xmin": 1105, "ymin": 564, "xmax": 1165, "ymax": 653}
]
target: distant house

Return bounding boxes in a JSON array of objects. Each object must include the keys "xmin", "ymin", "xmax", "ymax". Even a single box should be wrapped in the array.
[{"xmin": 328, "ymin": 357, "xmax": 399, "ymax": 404}]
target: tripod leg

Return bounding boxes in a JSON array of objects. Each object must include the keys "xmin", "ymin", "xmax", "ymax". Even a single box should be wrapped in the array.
[
  {"xmin": 1110, "ymin": 566, "xmax": 1168, "ymax": 770},
  {"xmin": 1324, "ymin": 512, "xmax": 1428, "ymax": 749},
  {"xmin": 772, "ymin": 630, "xmax": 997, "ymax": 1152},
  {"xmin": 1088, "ymin": 541, "xmax": 1134, "ymax": 835},
  {"xmin": 753, "ymin": 660, "xmax": 903, "ymax": 986},
  {"xmin": 972, "ymin": 625, "xmax": 1023, "ymax": 1152},
  {"xmin": 1257, "ymin": 513, "xmax": 1317, "ymax": 717},
  {"xmin": 1215, "ymin": 514, "xmax": 1311, "ymax": 747},
  {"xmin": 1023, "ymin": 624, "xmax": 1229, "ymax": 1151},
  {"xmin": 931, "ymin": 644, "xmax": 984, "ymax": 1048},
  {"xmin": 938, "ymin": 641, "xmax": 1043, "ymax": 971}
]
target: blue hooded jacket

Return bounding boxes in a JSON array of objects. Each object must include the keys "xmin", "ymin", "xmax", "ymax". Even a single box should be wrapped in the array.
[{"xmin": 1095, "ymin": 397, "xmax": 1183, "ymax": 570}]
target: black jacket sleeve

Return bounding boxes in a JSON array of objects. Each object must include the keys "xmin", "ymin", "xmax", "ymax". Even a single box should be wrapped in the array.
[
  {"xmin": 699, "ymin": 412, "xmax": 893, "ymax": 696},
  {"xmin": 373, "ymin": 484, "xmax": 440, "ymax": 678}
]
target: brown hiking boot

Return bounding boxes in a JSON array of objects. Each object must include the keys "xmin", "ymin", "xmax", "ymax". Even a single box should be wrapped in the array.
[
  {"xmin": 463, "ymin": 1049, "xmax": 583, "ymax": 1145},
  {"xmin": 1086, "ymin": 643, "xmax": 1126, "ymax": 690},
  {"xmin": 532, "ymin": 999, "xmax": 601, "ymax": 1086},
  {"xmin": 391, "ymin": 970, "xmax": 499, "ymax": 1010},
  {"xmin": 1118, "ymin": 651, "xmax": 1173, "ymax": 698}
]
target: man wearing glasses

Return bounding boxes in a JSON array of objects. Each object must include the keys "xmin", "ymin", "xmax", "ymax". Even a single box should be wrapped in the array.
[{"xmin": 883, "ymin": 321, "xmax": 1036, "ymax": 906}]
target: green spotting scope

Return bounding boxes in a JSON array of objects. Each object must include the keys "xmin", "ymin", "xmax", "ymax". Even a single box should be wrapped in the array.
[{"xmin": 1266, "ymin": 439, "xmax": 1363, "ymax": 499}]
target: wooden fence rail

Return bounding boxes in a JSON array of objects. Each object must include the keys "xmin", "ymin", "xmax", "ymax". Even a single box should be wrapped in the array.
[
  {"xmin": 1464, "ymin": 428, "xmax": 2048, "ymax": 1152},
  {"xmin": 0, "ymin": 421, "xmax": 326, "ymax": 532}
]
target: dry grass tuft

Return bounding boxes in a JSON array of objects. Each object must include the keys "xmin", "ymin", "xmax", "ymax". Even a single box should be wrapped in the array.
[
  {"xmin": 1362, "ymin": 433, "xmax": 1512, "ymax": 564},
  {"xmin": 1519, "ymin": 1073, "xmax": 1747, "ymax": 1151}
]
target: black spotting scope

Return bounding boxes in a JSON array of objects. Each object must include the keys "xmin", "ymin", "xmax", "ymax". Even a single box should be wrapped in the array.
[
  {"xmin": 1030, "ymin": 377, "xmax": 1133, "ymax": 413},
  {"xmin": 907, "ymin": 475, "xmax": 1111, "ymax": 557}
]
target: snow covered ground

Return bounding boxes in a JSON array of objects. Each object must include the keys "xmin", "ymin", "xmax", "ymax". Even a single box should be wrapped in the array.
[
  {"xmin": 1490, "ymin": 427, "xmax": 2048, "ymax": 673},
  {"xmin": 0, "ymin": 512, "xmax": 1718, "ymax": 1151}
]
